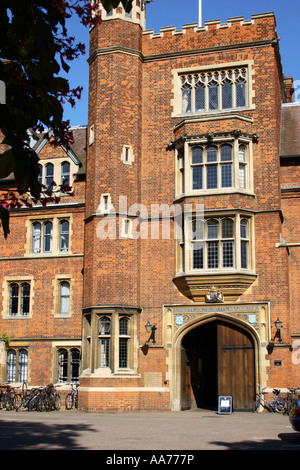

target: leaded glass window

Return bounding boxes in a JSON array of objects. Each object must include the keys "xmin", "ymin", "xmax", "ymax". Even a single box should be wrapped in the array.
[{"xmin": 180, "ymin": 67, "xmax": 248, "ymax": 113}]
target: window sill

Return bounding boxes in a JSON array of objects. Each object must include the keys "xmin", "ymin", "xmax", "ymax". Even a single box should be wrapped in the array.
[
  {"xmin": 174, "ymin": 189, "xmax": 255, "ymax": 201},
  {"xmin": 83, "ymin": 368, "xmax": 139, "ymax": 378},
  {"xmin": 172, "ymin": 109, "xmax": 255, "ymax": 126},
  {"xmin": 173, "ymin": 271, "xmax": 257, "ymax": 303},
  {"xmin": 3, "ymin": 315, "xmax": 32, "ymax": 320}
]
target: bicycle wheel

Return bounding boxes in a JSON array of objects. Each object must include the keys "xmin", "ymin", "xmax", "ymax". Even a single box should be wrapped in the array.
[
  {"xmin": 274, "ymin": 401, "xmax": 286, "ymax": 413},
  {"xmin": 54, "ymin": 394, "xmax": 61, "ymax": 411},
  {"xmin": 22, "ymin": 382, "xmax": 27, "ymax": 400},
  {"xmin": 65, "ymin": 392, "xmax": 73, "ymax": 410},
  {"xmin": 253, "ymin": 399, "xmax": 261, "ymax": 412},
  {"xmin": 13, "ymin": 394, "xmax": 22, "ymax": 410},
  {"xmin": 5, "ymin": 396, "xmax": 14, "ymax": 411},
  {"xmin": 36, "ymin": 395, "xmax": 46, "ymax": 412},
  {"xmin": 44, "ymin": 394, "xmax": 52, "ymax": 412}
]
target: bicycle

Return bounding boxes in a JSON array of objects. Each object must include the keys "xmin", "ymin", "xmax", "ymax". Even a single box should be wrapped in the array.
[
  {"xmin": 44, "ymin": 384, "xmax": 61, "ymax": 411},
  {"xmin": 0, "ymin": 384, "xmax": 7, "ymax": 409},
  {"xmin": 4, "ymin": 386, "xmax": 21, "ymax": 411},
  {"xmin": 16, "ymin": 387, "xmax": 43, "ymax": 411},
  {"xmin": 253, "ymin": 387, "xmax": 286, "ymax": 413},
  {"xmin": 65, "ymin": 383, "xmax": 79, "ymax": 410},
  {"xmin": 286, "ymin": 387, "xmax": 300, "ymax": 415}
]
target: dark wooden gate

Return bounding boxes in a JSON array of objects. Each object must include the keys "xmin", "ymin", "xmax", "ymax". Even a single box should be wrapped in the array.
[
  {"xmin": 181, "ymin": 320, "xmax": 255, "ymax": 411},
  {"xmin": 181, "ymin": 348, "xmax": 191, "ymax": 409},
  {"xmin": 217, "ymin": 321, "xmax": 255, "ymax": 410}
]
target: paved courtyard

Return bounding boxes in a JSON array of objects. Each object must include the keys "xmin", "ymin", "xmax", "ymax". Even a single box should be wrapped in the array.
[{"xmin": 1, "ymin": 408, "xmax": 300, "ymax": 452}]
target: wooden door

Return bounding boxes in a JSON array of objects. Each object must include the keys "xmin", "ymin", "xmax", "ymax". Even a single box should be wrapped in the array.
[
  {"xmin": 181, "ymin": 348, "xmax": 191, "ymax": 410},
  {"xmin": 217, "ymin": 322, "xmax": 255, "ymax": 410}
]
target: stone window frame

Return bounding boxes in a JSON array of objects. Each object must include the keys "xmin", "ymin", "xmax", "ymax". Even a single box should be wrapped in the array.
[
  {"xmin": 121, "ymin": 145, "xmax": 135, "ymax": 165},
  {"xmin": 38, "ymin": 157, "xmax": 77, "ymax": 193},
  {"xmin": 171, "ymin": 60, "xmax": 255, "ymax": 117},
  {"xmin": 175, "ymin": 134, "xmax": 254, "ymax": 198},
  {"xmin": 97, "ymin": 313, "xmax": 133, "ymax": 373},
  {"xmin": 25, "ymin": 214, "xmax": 73, "ymax": 257},
  {"xmin": 177, "ymin": 213, "xmax": 255, "ymax": 275},
  {"xmin": 52, "ymin": 274, "xmax": 74, "ymax": 318},
  {"xmin": 6, "ymin": 347, "xmax": 28, "ymax": 384},
  {"xmin": 82, "ymin": 308, "xmax": 139, "ymax": 376},
  {"xmin": 53, "ymin": 342, "xmax": 81, "ymax": 384},
  {"xmin": 2, "ymin": 275, "xmax": 35, "ymax": 319}
]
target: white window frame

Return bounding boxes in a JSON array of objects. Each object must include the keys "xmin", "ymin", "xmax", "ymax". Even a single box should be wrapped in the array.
[
  {"xmin": 175, "ymin": 137, "xmax": 253, "ymax": 198},
  {"xmin": 172, "ymin": 61, "xmax": 255, "ymax": 117},
  {"xmin": 180, "ymin": 214, "xmax": 254, "ymax": 275}
]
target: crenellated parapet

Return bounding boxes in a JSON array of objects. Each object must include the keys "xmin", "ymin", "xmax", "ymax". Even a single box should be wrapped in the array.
[{"xmin": 141, "ymin": 12, "xmax": 278, "ymax": 57}]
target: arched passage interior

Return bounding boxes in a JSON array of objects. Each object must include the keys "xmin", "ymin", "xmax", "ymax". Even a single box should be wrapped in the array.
[{"xmin": 181, "ymin": 319, "xmax": 255, "ymax": 411}]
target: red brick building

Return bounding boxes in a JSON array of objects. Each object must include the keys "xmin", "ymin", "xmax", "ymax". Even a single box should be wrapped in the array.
[{"xmin": 1, "ymin": 1, "xmax": 300, "ymax": 412}]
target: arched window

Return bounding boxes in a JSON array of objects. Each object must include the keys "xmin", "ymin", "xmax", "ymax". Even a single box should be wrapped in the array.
[
  {"xmin": 58, "ymin": 348, "xmax": 68, "ymax": 382},
  {"xmin": 70, "ymin": 348, "xmax": 80, "ymax": 383},
  {"xmin": 6, "ymin": 350, "xmax": 16, "ymax": 383},
  {"xmin": 18, "ymin": 349, "xmax": 28, "ymax": 383},
  {"xmin": 38, "ymin": 164, "xmax": 43, "ymax": 185},
  {"xmin": 20, "ymin": 282, "xmax": 30, "ymax": 316},
  {"xmin": 32, "ymin": 222, "xmax": 42, "ymax": 253},
  {"xmin": 9, "ymin": 282, "xmax": 30, "ymax": 316},
  {"xmin": 119, "ymin": 317, "xmax": 130, "ymax": 369},
  {"xmin": 45, "ymin": 163, "xmax": 54, "ymax": 191},
  {"xmin": 59, "ymin": 220, "xmax": 69, "ymax": 252},
  {"xmin": 221, "ymin": 219, "xmax": 234, "ymax": 268},
  {"xmin": 60, "ymin": 281, "xmax": 70, "ymax": 315},
  {"xmin": 241, "ymin": 219, "xmax": 249, "ymax": 269},
  {"xmin": 206, "ymin": 219, "xmax": 219, "ymax": 268},
  {"xmin": 61, "ymin": 161, "xmax": 70, "ymax": 186},
  {"xmin": 9, "ymin": 283, "xmax": 19, "ymax": 316},
  {"xmin": 239, "ymin": 145, "xmax": 247, "ymax": 189},
  {"xmin": 192, "ymin": 147, "xmax": 203, "ymax": 190},
  {"xmin": 99, "ymin": 317, "xmax": 111, "ymax": 368},
  {"xmin": 43, "ymin": 221, "xmax": 53, "ymax": 253},
  {"xmin": 220, "ymin": 145, "xmax": 233, "ymax": 188},
  {"xmin": 206, "ymin": 146, "xmax": 218, "ymax": 189},
  {"xmin": 189, "ymin": 216, "xmax": 252, "ymax": 273}
]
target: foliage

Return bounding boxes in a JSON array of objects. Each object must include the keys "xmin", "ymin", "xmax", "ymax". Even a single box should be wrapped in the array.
[
  {"xmin": 1, "ymin": 333, "xmax": 9, "ymax": 348},
  {"xmin": 0, "ymin": 0, "xmax": 136, "ymax": 238}
]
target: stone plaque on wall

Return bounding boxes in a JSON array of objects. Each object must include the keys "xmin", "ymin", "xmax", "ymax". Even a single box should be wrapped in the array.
[{"xmin": 144, "ymin": 372, "xmax": 162, "ymax": 387}]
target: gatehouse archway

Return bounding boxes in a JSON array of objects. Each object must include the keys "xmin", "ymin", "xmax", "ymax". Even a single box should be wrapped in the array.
[{"xmin": 179, "ymin": 317, "xmax": 256, "ymax": 411}]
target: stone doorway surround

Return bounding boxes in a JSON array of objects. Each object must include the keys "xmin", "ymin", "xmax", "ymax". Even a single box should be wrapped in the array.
[{"xmin": 162, "ymin": 302, "xmax": 271, "ymax": 411}]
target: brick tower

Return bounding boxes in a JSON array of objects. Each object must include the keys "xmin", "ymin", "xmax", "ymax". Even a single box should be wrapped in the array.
[{"xmin": 81, "ymin": 1, "xmax": 149, "ymax": 409}]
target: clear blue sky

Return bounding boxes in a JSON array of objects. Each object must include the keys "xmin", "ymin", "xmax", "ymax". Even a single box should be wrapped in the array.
[{"xmin": 63, "ymin": 0, "xmax": 300, "ymax": 126}]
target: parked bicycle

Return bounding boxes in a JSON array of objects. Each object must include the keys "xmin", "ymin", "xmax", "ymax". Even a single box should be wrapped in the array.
[
  {"xmin": 17, "ymin": 384, "xmax": 61, "ymax": 412},
  {"xmin": 0, "ymin": 384, "xmax": 21, "ymax": 411},
  {"xmin": 65, "ymin": 383, "xmax": 79, "ymax": 410},
  {"xmin": 0, "ymin": 384, "xmax": 7, "ymax": 409},
  {"xmin": 286, "ymin": 387, "xmax": 300, "ymax": 415},
  {"xmin": 253, "ymin": 387, "xmax": 287, "ymax": 413},
  {"xmin": 44, "ymin": 384, "xmax": 61, "ymax": 411},
  {"xmin": 4, "ymin": 385, "xmax": 21, "ymax": 411},
  {"xmin": 16, "ymin": 387, "xmax": 44, "ymax": 412}
]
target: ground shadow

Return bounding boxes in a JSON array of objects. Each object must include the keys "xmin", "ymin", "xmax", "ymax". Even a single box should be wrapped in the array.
[
  {"xmin": 210, "ymin": 432, "xmax": 300, "ymax": 450},
  {"xmin": 0, "ymin": 417, "xmax": 94, "ymax": 450}
]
